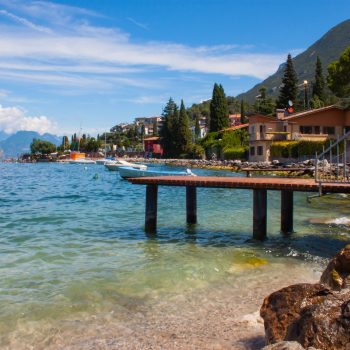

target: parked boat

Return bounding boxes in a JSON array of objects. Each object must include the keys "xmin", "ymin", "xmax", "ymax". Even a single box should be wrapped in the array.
[
  {"xmin": 119, "ymin": 166, "xmax": 196, "ymax": 179},
  {"xmin": 69, "ymin": 158, "xmax": 96, "ymax": 164},
  {"xmin": 104, "ymin": 159, "xmax": 147, "ymax": 171},
  {"xmin": 96, "ymin": 158, "xmax": 114, "ymax": 165}
]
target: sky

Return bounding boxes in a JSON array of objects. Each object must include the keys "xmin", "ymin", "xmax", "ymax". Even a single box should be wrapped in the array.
[{"xmin": 0, "ymin": 0, "xmax": 349, "ymax": 137}]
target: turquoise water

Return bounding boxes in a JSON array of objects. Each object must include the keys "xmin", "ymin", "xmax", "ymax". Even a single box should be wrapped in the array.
[{"xmin": 1, "ymin": 163, "xmax": 350, "ymax": 348}]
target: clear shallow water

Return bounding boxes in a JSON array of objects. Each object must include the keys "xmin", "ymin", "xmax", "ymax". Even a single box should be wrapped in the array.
[{"xmin": 1, "ymin": 163, "xmax": 350, "ymax": 349}]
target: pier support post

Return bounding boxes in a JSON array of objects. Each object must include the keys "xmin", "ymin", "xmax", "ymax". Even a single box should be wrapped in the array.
[
  {"xmin": 145, "ymin": 184, "xmax": 158, "ymax": 233},
  {"xmin": 281, "ymin": 190, "xmax": 293, "ymax": 234},
  {"xmin": 186, "ymin": 186, "xmax": 197, "ymax": 224},
  {"xmin": 253, "ymin": 189, "xmax": 267, "ymax": 240}
]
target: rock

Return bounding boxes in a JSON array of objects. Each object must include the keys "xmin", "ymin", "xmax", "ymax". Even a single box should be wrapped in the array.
[
  {"xmin": 288, "ymin": 291, "xmax": 350, "ymax": 349},
  {"xmin": 260, "ymin": 245, "xmax": 350, "ymax": 350},
  {"xmin": 260, "ymin": 284, "xmax": 329, "ymax": 344},
  {"xmin": 261, "ymin": 341, "xmax": 305, "ymax": 350},
  {"xmin": 320, "ymin": 244, "xmax": 350, "ymax": 290}
]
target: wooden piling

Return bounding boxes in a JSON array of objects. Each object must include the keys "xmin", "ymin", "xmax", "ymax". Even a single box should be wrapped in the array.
[
  {"xmin": 253, "ymin": 189, "xmax": 267, "ymax": 240},
  {"xmin": 281, "ymin": 190, "xmax": 293, "ymax": 234},
  {"xmin": 186, "ymin": 186, "xmax": 197, "ymax": 224},
  {"xmin": 145, "ymin": 184, "xmax": 158, "ymax": 233}
]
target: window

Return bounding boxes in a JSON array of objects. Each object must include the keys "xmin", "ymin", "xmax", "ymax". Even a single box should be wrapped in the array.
[
  {"xmin": 257, "ymin": 146, "xmax": 263, "ymax": 156},
  {"xmin": 250, "ymin": 126, "xmax": 255, "ymax": 134},
  {"xmin": 323, "ymin": 126, "xmax": 335, "ymax": 135},
  {"xmin": 283, "ymin": 125, "xmax": 287, "ymax": 132},
  {"xmin": 314, "ymin": 126, "xmax": 320, "ymax": 134},
  {"xmin": 259, "ymin": 125, "xmax": 264, "ymax": 133},
  {"xmin": 250, "ymin": 147, "xmax": 255, "ymax": 156},
  {"xmin": 300, "ymin": 126, "xmax": 312, "ymax": 134}
]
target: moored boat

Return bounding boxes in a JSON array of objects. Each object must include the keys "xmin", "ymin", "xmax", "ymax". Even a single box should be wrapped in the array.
[
  {"xmin": 119, "ymin": 166, "xmax": 196, "ymax": 179},
  {"xmin": 69, "ymin": 158, "xmax": 96, "ymax": 164},
  {"xmin": 104, "ymin": 159, "xmax": 147, "ymax": 171},
  {"xmin": 96, "ymin": 158, "xmax": 114, "ymax": 165}
]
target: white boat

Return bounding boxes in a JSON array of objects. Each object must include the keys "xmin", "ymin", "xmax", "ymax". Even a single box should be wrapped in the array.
[
  {"xmin": 104, "ymin": 159, "xmax": 147, "ymax": 171},
  {"xmin": 96, "ymin": 158, "xmax": 113, "ymax": 165},
  {"xmin": 69, "ymin": 159, "xmax": 96, "ymax": 164},
  {"xmin": 119, "ymin": 166, "xmax": 196, "ymax": 179}
]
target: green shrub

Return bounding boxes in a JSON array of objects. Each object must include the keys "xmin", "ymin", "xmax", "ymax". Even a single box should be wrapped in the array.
[
  {"xmin": 223, "ymin": 147, "xmax": 247, "ymax": 160},
  {"xmin": 270, "ymin": 140, "xmax": 343, "ymax": 158},
  {"xmin": 201, "ymin": 129, "xmax": 249, "ymax": 159},
  {"xmin": 188, "ymin": 144, "xmax": 205, "ymax": 159}
]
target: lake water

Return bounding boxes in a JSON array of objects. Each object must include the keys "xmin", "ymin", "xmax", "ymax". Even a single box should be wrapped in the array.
[{"xmin": 1, "ymin": 163, "xmax": 349, "ymax": 349}]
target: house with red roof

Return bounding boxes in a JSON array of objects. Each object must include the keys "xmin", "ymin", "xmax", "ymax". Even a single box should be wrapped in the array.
[{"xmin": 248, "ymin": 105, "xmax": 350, "ymax": 162}]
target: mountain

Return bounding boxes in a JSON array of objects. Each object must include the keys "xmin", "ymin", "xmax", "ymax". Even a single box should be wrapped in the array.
[
  {"xmin": 0, "ymin": 131, "xmax": 61, "ymax": 158},
  {"xmin": 237, "ymin": 19, "xmax": 350, "ymax": 103},
  {"xmin": 0, "ymin": 130, "xmax": 11, "ymax": 141}
]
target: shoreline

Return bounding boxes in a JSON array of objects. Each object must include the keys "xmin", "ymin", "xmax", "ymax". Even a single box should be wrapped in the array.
[{"xmin": 125, "ymin": 157, "xmax": 316, "ymax": 177}]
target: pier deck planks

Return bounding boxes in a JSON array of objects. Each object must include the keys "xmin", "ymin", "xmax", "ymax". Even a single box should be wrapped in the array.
[{"xmin": 128, "ymin": 176, "xmax": 350, "ymax": 193}]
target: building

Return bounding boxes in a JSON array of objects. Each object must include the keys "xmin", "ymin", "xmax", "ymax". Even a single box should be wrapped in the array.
[
  {"xmin": 228, "ymin": 114, "xmax": 241, "ymax": 127},
  {"xmin": 248, "ymin": 105, "xmax": 350, "ymax": 162},
  {"xmin": 110, "ymin": 123, "xmax": 133, "ymax": 133},
  {"xmin": 143, "ymin": 136, "xmax": 163, "ymax": 158},
  {"xmin": 135, "ymin": 116, "xmax": 162, "ymax": 136}
]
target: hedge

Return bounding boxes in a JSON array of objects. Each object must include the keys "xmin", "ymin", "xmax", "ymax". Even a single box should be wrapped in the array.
[
  {"xmin": 270, "ymin": 140, "xmax": 343, "ymax": 158},
  {"xmin": 223, "ymin": 147, "xmax": 247, "ymax": 160}
]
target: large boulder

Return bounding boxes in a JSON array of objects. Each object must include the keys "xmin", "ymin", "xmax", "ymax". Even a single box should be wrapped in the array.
[
  {"xmin": 261, "ymin": 341, "xmax": 319, "ymax": 350},
  {"xmin": 260, "ymin": 245, "xmax": 350, "ymax": 349},
  {"xmin": 320, "ymin": 244, "xmax": 350, "ymax": 290}
]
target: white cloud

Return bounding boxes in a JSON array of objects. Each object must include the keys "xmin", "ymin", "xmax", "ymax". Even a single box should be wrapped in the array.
[
  {"xmin": 0, "ymin": 0, "xmax": 291, "ymax": 105},
  {"xmin": 0, "ymin": 9, "xmax": 52, "ymax": 33},
  {"xmin": 127, "ymin": 17, "xmax": 149, "ymax": 31},
  {"xmin": 0, "ymin": 0, "xmax": 287, "ymax": 89},
  {"xmin": 0, "ymin": 33, "xmax": 284, "ymax": 80},
  {"xmin": 0, "ymin": 105, "xmax": 57, "ymax": 134}
]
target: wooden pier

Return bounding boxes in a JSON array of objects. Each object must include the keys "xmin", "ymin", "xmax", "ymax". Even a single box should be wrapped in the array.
[{"xmin": 128, "ymin": 176, "xmax": 350, "ymax": 240}]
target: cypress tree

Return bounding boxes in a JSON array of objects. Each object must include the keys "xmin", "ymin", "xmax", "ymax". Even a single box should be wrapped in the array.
[
  {"xmin": 277, "ymin": 54, "xmax": 298, "ymax": 109},
  {"xmin": 177, "ymin": 100, "xmax": 192, "ymax": 155},
  {"xmin": 312, "ymin": 56, "xmax": 325, "ymax": 101},
  {"xmin": 195, "ymin": 115, "xmax": 201, "ymax": 139},
  {"xmin": 209, "ymin": 83, "xmax": 229, "ymax": 132},
  {"xmin": 159, "ymin": 98, "xmax": 177, "ymax": 157}
]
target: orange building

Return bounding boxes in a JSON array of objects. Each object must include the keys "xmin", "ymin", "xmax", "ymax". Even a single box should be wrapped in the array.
[{"xmin": 248, "ymin": 105, "xmax": 350, "ymax": 162}]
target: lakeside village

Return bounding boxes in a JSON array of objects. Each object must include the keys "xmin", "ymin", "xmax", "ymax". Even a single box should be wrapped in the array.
[{"xmin": 13, "ymin": 50, "xmax": 350, "ymax": 174}]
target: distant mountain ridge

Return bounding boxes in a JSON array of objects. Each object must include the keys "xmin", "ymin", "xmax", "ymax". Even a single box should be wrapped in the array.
[
  {"xmin": 237, "ymin": 19, "xmax": 350, "ymax": 103},
  {"xmin": 0, "ymin": 130, "xmax": 10, "ymax": 141},
  {"xmin": 0, "ymin": 131, "xmax": 61, "ymax": 158}
]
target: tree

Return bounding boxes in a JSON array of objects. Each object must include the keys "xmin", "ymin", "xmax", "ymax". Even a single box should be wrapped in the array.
[
  {"xmin": 255, "ymin": 86, "xmax": 276, "ymax": 115},
  {"xmin": 209, "ymin": 83, "xmax": 229, "ymax": 132},
  {"xmin": 160, "ymin": 98, "xmax": 178, "ymax": 157},
  {"xmin": 312, "ymin": 56, "xmax": 326, "ymax": 101},
  {"xmin": 61, "ymin": 136, "xmax": 69, "ymax": 150},
  {"xmin": 30, "ymin": 139, "xmax": 56, "ymax": 155},
  {"xmin": 327, "ymin": 47, "xmax": 350, "ymax": 98},
  {"xmin": 177, "ymin": 100, "xmax": 192, "ymax": 155},
  {"xmin": 277, "ymin": 54, "xmax": 298, "ymax": 108},
  {"xmin": 85, "ymin": 138, "xmax": 102, "ymax": 152},
  {"xmin": 195, "ymin": 115, "xmax": 201, "ymax": 139}
]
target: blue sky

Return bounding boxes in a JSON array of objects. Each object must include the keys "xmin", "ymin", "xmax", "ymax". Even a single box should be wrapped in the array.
[{"xmin": 0, "ymin": 0, "xmax": 349, "ymax": 136}]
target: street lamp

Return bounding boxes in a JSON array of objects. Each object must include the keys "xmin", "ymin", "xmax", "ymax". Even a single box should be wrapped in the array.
[{"xmin": 303, "ymin": 80, "xmax": 309, "ymax": 110}]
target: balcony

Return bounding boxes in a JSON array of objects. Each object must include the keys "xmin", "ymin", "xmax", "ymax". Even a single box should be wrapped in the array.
[{"xmin": 291, "ymin": 133, "xmax": 329, "ymax": 141}]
